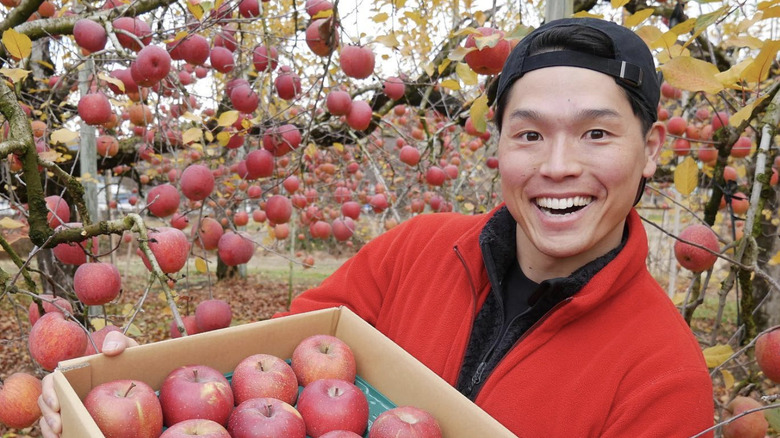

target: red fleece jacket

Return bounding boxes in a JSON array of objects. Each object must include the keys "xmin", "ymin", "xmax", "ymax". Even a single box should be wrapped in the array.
[{"xmin": 283, "ymin": 207, "xmax": 714, "ymax": 437}]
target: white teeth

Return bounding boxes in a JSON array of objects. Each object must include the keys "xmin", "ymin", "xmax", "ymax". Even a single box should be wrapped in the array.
[{"xmin": 535, "ymin": 196, "xmax": 592, "ymax": 210}]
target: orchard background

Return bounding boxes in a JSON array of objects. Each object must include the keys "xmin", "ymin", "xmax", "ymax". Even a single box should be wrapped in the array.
[{"xmin": 0, "ymin": 0, "xmax": 779, "ymax": 436}]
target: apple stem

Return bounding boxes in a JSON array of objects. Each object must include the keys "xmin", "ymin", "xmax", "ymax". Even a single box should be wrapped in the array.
[
  {"xmin": 123, "ymin": 382, "xmax": 136, "ymax": 397},
  {"xmin": 264, "ymin": 403, "xmax": 273, "ymax": 418},
  {"xmin": 193, "ymin": 369, "xmax": 199, "ymax": 381}
]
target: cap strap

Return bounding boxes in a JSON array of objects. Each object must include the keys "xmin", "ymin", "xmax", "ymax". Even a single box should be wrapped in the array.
[{"xmin": 522, "ymin": 50, "xmax": 643, "ymax": 87}]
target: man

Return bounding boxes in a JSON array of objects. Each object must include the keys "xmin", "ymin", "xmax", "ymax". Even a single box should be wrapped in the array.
[{"xmin": 39, "ymin": 17, "xmax": 714, "ymax": 437}]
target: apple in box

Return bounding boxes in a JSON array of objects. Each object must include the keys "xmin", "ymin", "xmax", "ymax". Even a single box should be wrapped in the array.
[
  {"xmin": 231, "ymin": 353, "xmax": 298, "ymax": 405},
  {"xmin": 291, "ymin": 334, "xmax": 356, "ymax": 386},
  {"xmin": 160, "ymin": 418, "xmax": 230, "ymax": 438},
  {"xmin": 296, "ymin": 378, "xmax": 369, "ymax": 437},
  {"xmin": 84, "ymin": 380, "xmax": 163, "ymax": 438},
  {"xmin": 158, "ymin": 365, "xmax": 234, "ymax": 427},
  {"xmin": 228, "ymin": 397, "xmax": 306, "ymax": 438},
  {"xmin": 369, "ymin": 406, "xmax": 443, "ymax": 438}
]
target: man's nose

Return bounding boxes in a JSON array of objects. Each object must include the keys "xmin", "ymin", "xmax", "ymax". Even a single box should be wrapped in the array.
[{"xmin": 538, "ymin": 136, "xmax": 583, "ymax": 180}]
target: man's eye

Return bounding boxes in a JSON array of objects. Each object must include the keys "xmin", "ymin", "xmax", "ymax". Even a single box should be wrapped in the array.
[
  {"xmin": 588, "ymin": 129, "xmax": 606, "ymax": 140},
  {"xmin": 520, "ymin": 132, "xmax": 541, "ymax": 141}
]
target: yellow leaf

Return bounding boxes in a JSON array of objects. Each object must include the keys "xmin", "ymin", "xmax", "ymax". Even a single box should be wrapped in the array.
[
  {"xmin": 437, "ymin": 59, "xmax": 451, "ymax": 75},
  {"xmin": 187, "ymin": 0, "xmax": 204, "ymax": 20},
  {"xmin": 182, "ymin": 127, "xmax": 203, "ymax": 144},
  {"xmin": 121, "ymin": 303, "xmax": 134, "ymax": 316},
  {"xmin": 216, "ymin": 131, "xmax": 231, "ymax": 147},
  {"xmin": 0, "ymin": 217, "xmax": 26, "ymax": 229},
  {"xmin": 0, "ymin": 68, "xmax": 30, "ymax": 83},
  {"xmin": 469, "ymin": 94, "xmax": 489, "ymax": 134},
  {"xmin": 372, "ymin": 12, "xmax": 389, "ymax": 22},
  {"xmin": 195, "ymin": 257, "xmax": 208, "ymax": 273},
  {"xmin": 312, "ymin": 8, "xmax": 333, "ymax": 19},
  {"xmin": 729, "ymin": 95, "xmax": 768, "ymax": 127},
  {"xmin": 740, "ymin": 40, "xmax": 780, "ymax": 84},
  {"xmin": 89, "ymin": 318, "xmax": 106, "ymax": 331},
  {"xmin": 721, "ymin": 369, "xmax": 734, "ymax": 390},
  {"xmin": 452, "ymin": 27, "xmax": 479, "ymax": 37},
  {"xmin": 333, "ymin": 142, "xmax": 344, "ymax": 152},
  {"xmin": 635, "ymin": 25, "xmax": 664, "ymax": 46},
  {"xmin": 448, "ymin": 46, "xmax": 474, "ymax": 62},
  {"xmin": 456, "ymin": 62, "xmax": 477, "ymax": 86},
  {"xmin": 702, "ymin": 344, "xmax": 734, "ymax": 368},
  {"xmin": 98, "ymin": 72, "xmax": 124, "ymax": 92},
  {"xmin": 611, "ymin": 0, "xmax": 630, "ymax": 8},
  {"xmin": 572, "ymin": 11, "xmax": 603, "ymax": 19},
  {"xmin": 762, "ymin": 5, "xmax": 780, "ymax": 19},
  {"xmin": 50, "ymin": 128, "xmax": 79, "ymax": 144},
  {"xmin": 126, "ymin": 323, "xmax": 142, "ymax": 337},
  {"xmin": 723, "ymin": 35, "xmax": 764, "ymax": 50},
  {"xmin": 440, "ymin": 79, "xmax": 460, "ymax": 91},
  {"xmin": 670, "ymin": 17, "xmax": 696, "ymax": 36},
  {"xmin": 671, "ymin": 292, "xmax": 687, "ymax": 306},
  {"xmin": 650, "ymin": 31, "xmax": 679, "ymax": 51},
  {"xmin": 474, "ymin": 32, "xmax": 501, "ymax": 50},
  {"xmin": 714, "ymin": 59, "xmax": 753, "ymax": 89},
  {"xmin": 375, "ymin": 34, "xmax": 400, "ymax": 48},
  {"xmin": 2, "ymin": 29, "xmax": 32, "ymax": 60},
  {"xmin": 217, "ymin": 110, "xmax": 239, "ymax": 127},
  {"xmin": 304, "ymin": 143, "xmax": 317, "ymax": 159},
  {"xmin": 769, "ymin": 250, "xmax": 780, "ymax": 266},
  {"xmin": 404, "ymin": 11, "xmax": 424, "ymax": 26},
  {"xmin": 625, "ymin": 8, "xmax": 655, "ymax": 28},
  {"xmin": 204, "ymin": 130, "xmax": 214, "ymax": 142},
  {"xmin": 674, "ymin": 156, "xmax": 699, "ymax": 195},
  {"xmin": 423, "ymin": 62, "xmax": 435, "ymax": 77},
  {"xmin": 660, "ymin": 56, "xmax": 724, "ymax": 94},
  {"xmin": 473, "ymin": 11, "xmax": 486, "ymax": 26}
]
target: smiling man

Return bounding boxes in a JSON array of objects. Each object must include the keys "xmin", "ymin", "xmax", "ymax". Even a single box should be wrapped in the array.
[{"xmin": 39, "ymin": 17, "xmax": 714, "ymax": 438}]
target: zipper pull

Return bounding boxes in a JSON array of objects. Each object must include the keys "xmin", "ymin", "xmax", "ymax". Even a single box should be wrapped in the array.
[{"xmin": 471, "ymin": 361, "xmax": 488, "ymax": 390}]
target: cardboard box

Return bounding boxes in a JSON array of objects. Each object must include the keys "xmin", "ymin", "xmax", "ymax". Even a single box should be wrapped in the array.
[{"xmin": 54, "ymin": 306, "xmax": 516, "ymax": 437}]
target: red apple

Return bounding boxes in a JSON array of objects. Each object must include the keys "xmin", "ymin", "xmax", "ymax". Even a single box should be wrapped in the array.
[
  {"xmin": 274, "ymin": 70, "xmax": 302, "ymax": 100},
  {"xmin": 425, "ymin": 166, "xmax": 446, "ymax": 186},
  {"xmin": 159, "ymin": 365, "xmax": 234, "ymax": 427},
  {"xmin": 306, "ymin": 18, "xmax": 338, "ymax": 56},
  {"xmin": 228, "ymin": 397, "xmax": 306, "ymax": 438},
  {"xmin": 245, "ymin": 149, "xmax": 274, "ymax": 179},
  {"xmin": 306, "ymin": 0, "xmax": 332, "ymax": 16},
  {"xmin": 180, "ymin": 164, "xmax": 215, "ymax": 201},
  {"xmin": 674, "ymin": 224, "xmax": 719, "ymax": 272},
  {"xmin": 369, "ymin": 193, "xmax": 388, "ymax": 213},
  {"xmin": 369, "ymin": 406, "xmax": 442, "ymax": 438},
  {"xmin": 230, "ymin": 84, "xmax": 259, "ymax": 113},
  {"xmin": 297, "ymin": 378, "xmax": 368, "ymax": 437},
  {"xmin": 28, "ymin": 312, "xmax": 87, "ymax": 370},
  {"xmin": 730, "ymin": 136, "xmax": 752, "ymax": 158},
  {"xmin": 231, "ymin": 354, "xmax": 298, "ymax": 405},
  {"xmin": 73, "ymin": 262, "xmax": 121, "ymax": 305},
  {"xmin": 382, "ymin": 77, "xmax": 405, "ymax": 100},
  {"xmin": 96, "ymin": 134, "xmax": 119, "ymax": 157},
  {"xmin": 192, "ymin": 217, "xmax": 223, "ymax": 250},
  {"xmin": 146, "ymin": 183, "xmax": 180, "ymax": 217},
  {"xmin": 138, "ymin": 226, "xmax": 190, "ymax": 273},
  {"xmin": 112, "ymin": 17, "xmax": 152, "ymax": 52},
  {"xmin": 722, "ymin": 396, "xmax": 767, "ymax": 438},
  {"xmin": 170, "ymin": 315, "xmax": 199, "ymax": 338},
  {"xmin": 73, "ymin": 19, "xmax": 107, "ymax": 53},
  {"xmin": 210, "ymin": 46, "xmax": 235, "ymax": 73},
  {"xmin": 160, "ymin": 418, "xmax": 231, "ymax": 438},
  {"xmin": 399, "ymin": 145, "xmax": 420, "ymax": 166},
  {"xmin": 217, "ymin": 231, "xmax": 255, "ymax": 266},
  {"xmin": 266, "ymin": 195, "xmax": 293, "ymax": 224},
  {"xmin": 0, "ymin": 373, "xmax": 42, "ymax": 429},
  {"xmin": 755, "ymin": 328, "xmax": 780, "ymax": 383},
  {"xmin": 171, "ymin": 213, "xmax": 189, "ymax": 230},
  {"xmin": 173, "ymin": 34, "xmax": 210, "ymax": 65},
  {"xmin": 698, "ymin": 146, "xmax": 717, "ymax": 165},
  {"xmin": 346, "ymin": 100, "xmax": 372, "ymax": 131},
  {"xmin": 195, "ymin": 299, "xmax": 232, "ymax": 332},
  {"xmin": 326, "ymin": 90, "xmax": 352, "ymax": 116},
  {"xmin": 666, "ymin": 116, "xmax": 687, "ymax": 136},
  {"xmin": 238, "ymin": 0, "xmax": 260, "ymax": 18},
  {"xmin": 252, "ymin": 45, "xmax": 279, "ymax": 72},
  {"xmin": 84, "ymin": 324, "xmax": 123, "ymax": 356},
  {"xmin": 341, "ymin": 201, "xmax": 360, "ymax": 220},
  {"xmin": 85, "ymin": 380, "xmax": 163, "ymax": 438},
  {"xmin": 464, "ymin": 27, "xmax": 510, "ymax": 75},
  {"xmin": 340, "ymin": 45, "xmax": 375, "ymax": 79},
  {"xmin": 28, "ymin": 294, "xmax": 73, "ymax": 325},
  {"xmin": 291, "ymin": 334, "xmax": 356, "ymax": 386},
  {"xmin": 672, "ymin": 138, "xmax": 691, "ymax": 156},
  {"xmin": 321, "ymin": 431, "xmax": 362, "ymax": 438},
  {"xmin": 711, "ymin": 111, "xmax": 729, "ymax": 131},
  {"xmin": 78, "ymin": 93, "xmax": 112, "ymax": 126},
  {"xmin": 131, "ymin": 45, "xmax": 171, "ymax": 87},
  {"xmin": 52, "ymin": 223, "xmax": 98, "ymax": 265},
  {"xmin": 44, "ymin": 195, "xmax": 70, "ymax": 228}
]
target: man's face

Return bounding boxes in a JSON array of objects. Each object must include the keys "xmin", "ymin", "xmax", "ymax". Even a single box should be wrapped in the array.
[{"xmin": 498, "ymin": 66, "xmax": 664, "ymax": 281}]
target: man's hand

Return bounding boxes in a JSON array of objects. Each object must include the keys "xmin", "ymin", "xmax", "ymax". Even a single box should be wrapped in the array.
[{"xmin": 37, "ymin": 331, "xmax": 138, "ymax": 438}]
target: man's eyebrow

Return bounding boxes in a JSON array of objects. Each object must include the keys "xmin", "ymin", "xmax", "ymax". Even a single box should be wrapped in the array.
[{"xmin": 506, "ymin": 108, "xmax": 622, "ymax": 123}]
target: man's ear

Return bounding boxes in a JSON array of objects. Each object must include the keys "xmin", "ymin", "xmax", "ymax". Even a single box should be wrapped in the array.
[{"xmin": 642, "ymin": 121, "xmax": 666, "ymax": 178}]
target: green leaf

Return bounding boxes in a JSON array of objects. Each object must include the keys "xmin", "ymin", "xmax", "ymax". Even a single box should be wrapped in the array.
[{"xmin": 766, "ymin": 406, "xmax": 780, "ymax": 431}]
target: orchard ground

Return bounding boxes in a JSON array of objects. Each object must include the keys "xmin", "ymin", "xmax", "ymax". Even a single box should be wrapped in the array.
[{"xmin": 0, "ymin": 207, "xmax": 773, "ymax": 437}]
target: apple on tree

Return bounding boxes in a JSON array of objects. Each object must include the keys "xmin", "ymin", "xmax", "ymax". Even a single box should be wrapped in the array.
[
  {"xmin": 755, "ymin": 328, "xmax": 780, "ymax": 383},
  {"xmin": 84, "ymin": 380, "xmax": 163, "ymax": 438},
  {"xmin": 73, "ymin": 262, "xmax": 122, "ymax": 305},
  {"xmin": 0, "ymin": 372, "xmax": 42, "ymax": 429},
  {"xmin": 291, "ymin": 334, "xmax": 357, "ymax": 386},
  {"xmin": 28, "ymin": 312, "xmax": 87, "ymax": 370},
  {"xmin": 195, "ymin": 299, "xmax": 232, "ymax": 332},
  {"xmin": 296, "ymin": 378, "xmax": 369, "ymax": 437},
  {"xmin": 674, "ymin": 224, "xmax": 720, "ymax": 272},
  {"xmin": 28, "ymin": 294, "xmax": 73, "ymax": 325},
  {"xmin": 138, "ymin": 226, "xmax": 190, "ymax": 274},
  {"xmin": 721, "ymin": 396, "xmax": 768, "ymax": 438},
  {"xmin": 158, "ymin": 365, "xmax": 234, "ymax": 427}
]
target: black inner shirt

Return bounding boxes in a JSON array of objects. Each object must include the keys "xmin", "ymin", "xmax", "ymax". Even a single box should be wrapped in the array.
[{"xmin": 500, "ymin": 259, "xmax": 539, "ymax": 335}]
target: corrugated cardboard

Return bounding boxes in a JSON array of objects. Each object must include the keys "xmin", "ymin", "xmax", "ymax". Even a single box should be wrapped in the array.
[{"xmin": 54, "ymin": 306, "xmax": 516, "ymax": 437}]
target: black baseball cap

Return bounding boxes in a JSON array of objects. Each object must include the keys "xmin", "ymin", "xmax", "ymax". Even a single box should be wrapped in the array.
[{"xmin": 495, "ymin": 18, "xmax": 660, "ymax": 120}]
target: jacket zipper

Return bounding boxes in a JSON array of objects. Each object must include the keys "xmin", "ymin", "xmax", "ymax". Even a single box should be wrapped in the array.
[
  {"xmin": 470, "ymin": 296, "xmax": 574, "ymax": 401},
  {"xmin": 453, "ymin": 245, "xmax": 479, "ymax": 371}
]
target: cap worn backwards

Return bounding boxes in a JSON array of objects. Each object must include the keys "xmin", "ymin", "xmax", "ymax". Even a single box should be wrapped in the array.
[{"xmin": 495, "ymin": 18, "xmax": 660, "ymax": 116}]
